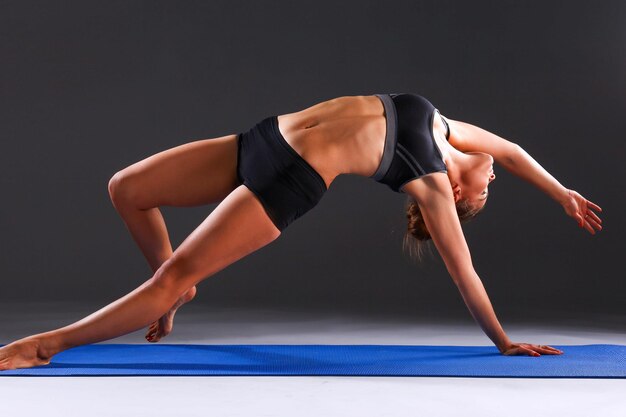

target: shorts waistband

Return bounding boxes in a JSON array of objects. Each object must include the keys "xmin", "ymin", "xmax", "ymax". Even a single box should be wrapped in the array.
[{"xmin": 370, "ymin": 94, "xmax": 397, "ymax": 181}]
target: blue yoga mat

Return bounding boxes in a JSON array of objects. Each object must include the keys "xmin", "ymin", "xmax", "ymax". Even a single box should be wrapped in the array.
[{"xmin": 1, "ymin": 344, "xmax": 624, "ymax": 377}]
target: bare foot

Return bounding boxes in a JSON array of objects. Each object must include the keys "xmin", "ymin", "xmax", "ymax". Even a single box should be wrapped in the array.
[
  {"xmin": 0, "ymin": 336, "xmax": 54, "ymax": 371},
  {"xmin": 145, "ymin": 285, "xmax": 197, "ymax": 342}
]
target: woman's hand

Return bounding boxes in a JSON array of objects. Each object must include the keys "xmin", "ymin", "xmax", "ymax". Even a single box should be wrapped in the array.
[
  {"xmin": 500, "ymin": 342, "xmax": 563, "ymax": 357},
  {"xmin": 559, "ymin": 189, "xmax": 603, "ymax": 234}
]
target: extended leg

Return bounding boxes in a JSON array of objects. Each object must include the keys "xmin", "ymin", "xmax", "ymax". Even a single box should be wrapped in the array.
[{"xmin": 0, "ymin": 185, "xmax": 280, "ymax": 370}]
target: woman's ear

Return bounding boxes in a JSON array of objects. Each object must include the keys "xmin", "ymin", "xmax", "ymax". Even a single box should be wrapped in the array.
[{"xmin": 452, "ymin": 183, "xmax": 461, "ymax": 203}]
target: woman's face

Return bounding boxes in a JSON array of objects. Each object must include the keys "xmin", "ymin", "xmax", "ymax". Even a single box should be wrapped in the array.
[{"xmin": 462, "ymin": 152, "xmax": 496, "ymax": 207}]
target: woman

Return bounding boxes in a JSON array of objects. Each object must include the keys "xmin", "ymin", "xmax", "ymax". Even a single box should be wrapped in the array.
[{"xmin": 0, "ymin": 93, "xmax": 602, "ymax": 370}]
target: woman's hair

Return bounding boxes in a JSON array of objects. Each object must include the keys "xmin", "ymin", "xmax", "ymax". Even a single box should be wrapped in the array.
[{"xmin": 403, "ymin": 197, "xmax": 485, "ymax": 262}]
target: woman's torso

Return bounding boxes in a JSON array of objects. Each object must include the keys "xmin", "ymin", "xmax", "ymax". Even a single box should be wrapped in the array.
[{"xmin": 276, "ymin": 94, "xmax": 451, "ymax": 190}]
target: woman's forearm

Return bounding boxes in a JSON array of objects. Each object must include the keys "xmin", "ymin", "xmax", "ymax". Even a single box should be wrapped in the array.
[
  {"xmin": 452, "ymin": 268, "xmax": 512, "ymax": 352},
  {"xmin": 504, "ymin": 145, "xmax": 569, "ymax": 204}
]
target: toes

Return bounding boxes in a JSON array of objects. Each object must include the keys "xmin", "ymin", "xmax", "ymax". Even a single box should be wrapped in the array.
[
  {"xmin": 146, "ymin": 322, "xmax": 158, "ymax": 335},
  {"xmin": 145, "ymin": 324, "xmax": 162, "ymax": 342},
  {"xmin": 145, "ymin": 312, "xmax": 176, "ymax": 343}
]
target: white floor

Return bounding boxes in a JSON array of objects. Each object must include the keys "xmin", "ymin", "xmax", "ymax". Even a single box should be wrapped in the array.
[{"xmin": 1, "ymin": 302, "xmax": 625, "ymax": 417}]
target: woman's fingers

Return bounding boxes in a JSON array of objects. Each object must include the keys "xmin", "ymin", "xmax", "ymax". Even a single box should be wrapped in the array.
[
  {"xmin": 525, "ymin": 347, "xmax": 541, "ymax": 357},
  {"xmin": 587, "ymin": 200, "xmax": 602, "ymax": 212},
  {"xmin": 572, "ymin": 198, "xmax": 603, "ymax": 233},
  {"xmin": 582, "ymin": 213, "xmax": 603, "ymax": 234},
  {"xmin": 535, "ymin": 344, "xmax": 563, "ymax": 354},
  {"xmin": 586, "ymin": 216, "xmax": 602, "ymax": 231},
  {"xmin": 587, "ymin": 210, "xmax": 602, "ymax": 225},
  {"xmin": 583, "ymin": 218, "xmax": 596, "ymax": 234},
  {"xmin": 568, "ymin": 192, "xmax": 603, "ymax": 230},
  {"xmin": 528, "ymin": 344, "xmax": 563, "ymax": 356}
]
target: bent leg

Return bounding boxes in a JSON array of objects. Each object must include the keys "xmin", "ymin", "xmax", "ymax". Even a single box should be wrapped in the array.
[
  {"xmin": 0, "ymin": 185, "xmax": 280, "ymax": 370},
  {"xmin": 108, "ymin": 133, "xmax": 241, "ymax": 272},
  {"xmin": 108, "ymin": 134, "xmax": 242, "ymax": 340}
]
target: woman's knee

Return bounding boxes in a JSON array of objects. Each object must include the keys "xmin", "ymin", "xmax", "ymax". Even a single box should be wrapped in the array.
[
  {"xmin": 108, "ymin": 170, "xmax": 139, "ymax": 209},
  {"xmin": 151, "ymin": 257, "xmax": 197, "ymax": 296}
]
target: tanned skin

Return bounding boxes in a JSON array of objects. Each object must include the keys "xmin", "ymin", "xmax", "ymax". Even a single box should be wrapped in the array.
[{"xmin": 0, "ymin": 95, "xmax": 601, "ymax": 369}]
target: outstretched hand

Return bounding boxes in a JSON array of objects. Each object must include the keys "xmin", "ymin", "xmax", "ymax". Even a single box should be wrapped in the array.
[
  {"xmin": 501, "ymin": 342, "xmax": 563, "ymax": 357},
  {"xmin": 560, "ymin": 189, "xmax": 603, "ymax": 234}
]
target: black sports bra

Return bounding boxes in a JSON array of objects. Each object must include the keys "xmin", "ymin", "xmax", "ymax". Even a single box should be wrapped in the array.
[{"xmin": 370, "ymin": 93, "xmax": 449, "ymax": 193}]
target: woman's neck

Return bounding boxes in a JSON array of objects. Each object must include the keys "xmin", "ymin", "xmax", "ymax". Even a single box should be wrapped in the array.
[{"xmin": 442, "ymin": 145, "xmax": 472, "ymax": 188}]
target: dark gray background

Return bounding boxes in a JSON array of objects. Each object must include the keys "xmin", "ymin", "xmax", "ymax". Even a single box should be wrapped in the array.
[{"xmin": 1, "ymin": 1, "xmax": 623, "ymax": 323}]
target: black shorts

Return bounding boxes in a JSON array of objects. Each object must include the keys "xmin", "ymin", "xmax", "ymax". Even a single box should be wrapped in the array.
[{"xmin": 236, "ymin": 116, "xmax": 328, "ymax": 232}]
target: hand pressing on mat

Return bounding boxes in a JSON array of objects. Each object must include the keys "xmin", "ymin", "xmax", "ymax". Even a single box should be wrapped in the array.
[{"xmin": 500, "ymin": 342, "xmax": 563, "ymax": 357}]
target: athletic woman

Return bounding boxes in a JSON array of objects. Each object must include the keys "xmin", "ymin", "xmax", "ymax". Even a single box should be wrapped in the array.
[{"xmin": 0, "ymin": 93, "xmax": 602, "ymax": 370}]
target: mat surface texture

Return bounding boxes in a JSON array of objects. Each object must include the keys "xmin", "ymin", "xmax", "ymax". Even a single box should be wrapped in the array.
[{"xmin": 0, "ymin": 344, "xmax": 624, "ymax": 377}]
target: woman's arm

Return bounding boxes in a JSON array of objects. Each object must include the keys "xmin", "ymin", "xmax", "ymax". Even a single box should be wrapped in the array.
[
  {"xmin": 404, "ymin": 175, "xmax": 510, "ymax": 351},
  {"xmin": 444, "ymin": 117, "xmax": 568, "ymax": 203},
  {"xmin": 403, "ymin": 175, "xmax": 562, "ymax": 356},
  {"xmin": 443, "ymin": 117, "xmax": 603, "ymax": 233}
]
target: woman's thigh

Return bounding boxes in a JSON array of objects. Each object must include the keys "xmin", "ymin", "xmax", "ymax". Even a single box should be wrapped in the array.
[
  {"xmin": 155, "ymin": 184, "xmax": 281, "ymax": 292},
  {"xmin": 110, "ymin": 134, "xmax": 242, "ymax": 209}
]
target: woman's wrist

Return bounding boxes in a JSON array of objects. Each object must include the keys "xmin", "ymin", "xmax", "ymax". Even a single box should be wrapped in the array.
[
  {"xmin": 555, "ymin": 186, "xmax": 570, "ymax": 205},
  {"xmin": 497, "ymin": 338, "xmax": 513, "ymax": 353}
]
